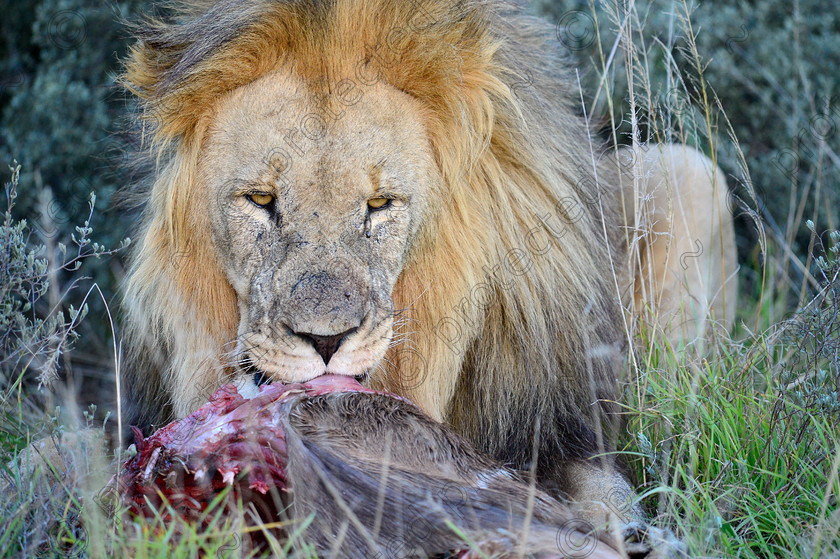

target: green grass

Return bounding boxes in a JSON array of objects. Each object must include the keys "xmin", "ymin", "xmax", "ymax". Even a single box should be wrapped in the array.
[
  {"xmin": 618, "ymin": 236, "xmax": 840, "ymax": 556},
  {"xmin": 622, "ymin": 332, "xmax": 840, "ymax": 556}
]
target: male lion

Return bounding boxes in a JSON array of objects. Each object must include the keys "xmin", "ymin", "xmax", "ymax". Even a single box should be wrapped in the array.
[{"xmin": 122, "ymin": 0, "xmax": 737, "ymax": 554}]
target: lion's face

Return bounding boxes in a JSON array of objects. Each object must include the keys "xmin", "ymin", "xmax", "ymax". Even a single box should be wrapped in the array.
[{"xmin": 198, "ymin": 70, "xmax": 440, "ymax": 384}]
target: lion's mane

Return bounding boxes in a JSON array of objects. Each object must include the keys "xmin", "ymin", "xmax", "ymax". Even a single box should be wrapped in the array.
[{"xmin": 122, "ymin": 0, "xmax": 628, "ymax": 477}]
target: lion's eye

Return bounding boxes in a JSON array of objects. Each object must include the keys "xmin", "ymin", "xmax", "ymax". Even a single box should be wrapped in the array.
[
  {"xmin": 248, "ymin": 193, "xmax": 275, "ymax": 208},
  {"xmin": 367, "ymin": 197, "xmax": 391, "ymax": 210}
]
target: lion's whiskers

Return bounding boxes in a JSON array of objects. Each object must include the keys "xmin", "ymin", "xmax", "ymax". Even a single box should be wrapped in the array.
[{"xmin": 387, "ymin": 334, "xmax": 415, "ymax": 349}]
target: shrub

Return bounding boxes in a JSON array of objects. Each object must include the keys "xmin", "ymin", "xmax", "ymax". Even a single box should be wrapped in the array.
[
  {"xmin": 0, "ymin": 163, "xmax": 127, "ymax": 445},
  {"xmin": 0, "ymin": 0, "xmax": 144, "ymax": 375}
]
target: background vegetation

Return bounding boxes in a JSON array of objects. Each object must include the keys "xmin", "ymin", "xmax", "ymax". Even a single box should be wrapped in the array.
[
  {"xmin": 1, "ymin": 0, "xmax": 143, "ymax": 411},
  {"xmin": 0, "ymin": 0, "xmax": 838, "ymax": 557}
]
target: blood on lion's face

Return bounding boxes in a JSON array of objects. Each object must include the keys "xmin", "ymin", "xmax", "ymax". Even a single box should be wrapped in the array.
[{"xmin": 199, "ymin": 72, "xmax": 440, "ymax": 387}]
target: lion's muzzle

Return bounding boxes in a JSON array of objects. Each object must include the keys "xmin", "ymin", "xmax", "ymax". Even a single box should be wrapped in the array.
[
  {"xmin": 240, "ymin": 261, "xmax": 393, "ymax": 383},
  {"xmin": 282, "ymin": 269, "xmax": 367, "ymax": 337}
]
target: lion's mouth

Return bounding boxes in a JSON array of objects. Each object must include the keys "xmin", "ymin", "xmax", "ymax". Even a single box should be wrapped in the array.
[
  {"xmin": 246, "ymin": 371, "xmax": 369, "ymax": 392},
  {"xmin": 239, "ymin": 356, "xmax": 371, "ymax": 388},
  {"xmin": 238, "ymin": 311, "xmax": 394, "ymax": 384}
]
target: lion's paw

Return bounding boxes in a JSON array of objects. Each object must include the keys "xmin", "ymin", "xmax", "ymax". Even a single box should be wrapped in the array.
[{"xmin": 621, "ymin": 520, "xmax": 689, "ymax": 558}]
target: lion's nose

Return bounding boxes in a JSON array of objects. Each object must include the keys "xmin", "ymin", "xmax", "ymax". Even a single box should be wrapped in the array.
[{"xmin": 297, "ymin": 327, "xmax": 357, "ymax": 365}]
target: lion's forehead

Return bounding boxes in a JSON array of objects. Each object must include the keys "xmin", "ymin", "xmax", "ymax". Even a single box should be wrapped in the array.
[{"xmin": 205, "ymin": 69, "xmax": 431, "ymax": 184}]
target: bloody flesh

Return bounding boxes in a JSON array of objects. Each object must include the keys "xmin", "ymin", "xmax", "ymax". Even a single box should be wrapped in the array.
[{"xmin": 116, "ymin": 376, "xmax": 622, "ymax": 558}]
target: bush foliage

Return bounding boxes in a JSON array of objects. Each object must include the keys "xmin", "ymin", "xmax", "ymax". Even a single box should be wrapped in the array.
[{"xmin": 1, "ymin": 0, "xmax": 143, "ymax": 385}]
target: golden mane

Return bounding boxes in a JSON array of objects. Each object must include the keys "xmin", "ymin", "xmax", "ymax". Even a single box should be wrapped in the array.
[{"xmin": 122, "ymin": 0, "xmax": 627, "ymax": 473}]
